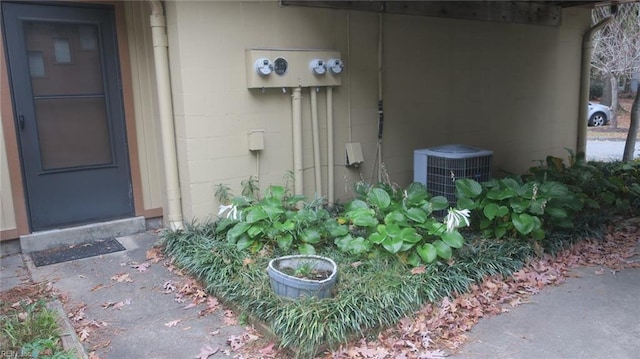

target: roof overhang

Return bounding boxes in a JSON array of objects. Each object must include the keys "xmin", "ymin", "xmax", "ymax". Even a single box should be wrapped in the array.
[{"xmin": 280, "ymin": 1, "xmax": 607, "ymax": 26}]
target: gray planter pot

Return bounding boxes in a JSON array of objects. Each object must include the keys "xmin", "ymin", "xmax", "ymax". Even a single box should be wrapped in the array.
[{"xmin": 267, "ymin": 255, "xmax": 338, "ymax": 299}]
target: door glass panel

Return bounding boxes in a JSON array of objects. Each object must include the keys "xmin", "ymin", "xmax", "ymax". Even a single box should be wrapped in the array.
[
  {"xmin": 35, "ymin": 98, "xmax": 112, "ymax": 169},
  {"xmin": 24, "ymin": 21, "xmax": 113, "ymax": 170},
  {"xmin": 53, "ymin": 38, "xmax": 72, "ymax": 63},
  {"xmin": 25, "ymin": 22, "xmax": 104, "ymax": 95}
]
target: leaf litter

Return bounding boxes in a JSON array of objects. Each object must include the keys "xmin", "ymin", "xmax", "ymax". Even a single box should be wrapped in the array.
[
  {"xmin": 226, "ymin": 217, "xmax": 640, "ymax": 358},
  {"xmin": 322, "ymin": 217, "xmax": 640, "ymax": 358}
]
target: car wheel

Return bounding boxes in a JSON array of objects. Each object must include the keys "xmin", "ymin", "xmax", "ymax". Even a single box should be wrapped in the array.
[{"xmin": 589, "ymin": 112, "xmax": 606, "ymax": 127}]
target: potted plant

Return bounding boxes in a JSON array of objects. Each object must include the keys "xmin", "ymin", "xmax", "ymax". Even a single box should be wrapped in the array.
[{"xmin": 267, "ymin": 254, "xmax": 338, "ymax": 299}]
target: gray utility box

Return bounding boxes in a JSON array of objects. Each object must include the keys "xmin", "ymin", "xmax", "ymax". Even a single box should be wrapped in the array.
[{"xmin": 414, "ymin": 144, "xmax": 493, "ymax": 208}]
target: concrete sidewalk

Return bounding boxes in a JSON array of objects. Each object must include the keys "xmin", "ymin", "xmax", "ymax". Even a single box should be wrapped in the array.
[
  {"xmin": 451, "ymin": 261, "xmax": 640, "ymax": 359},
  {"xmin": 1, "ymin": 231, "xmax": 245, "ymax": 359}
]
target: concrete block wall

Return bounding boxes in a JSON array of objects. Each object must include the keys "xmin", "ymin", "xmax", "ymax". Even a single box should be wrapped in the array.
[{"xmin": 160, "ymin": 1, "xmax": 590, "ymax": 222}]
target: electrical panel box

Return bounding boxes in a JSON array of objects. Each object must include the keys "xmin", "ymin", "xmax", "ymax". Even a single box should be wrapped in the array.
[
  {"xmin": 248, "ymin": 129, "xmax": 265, "ymax": 151},
  {"xmin": 345, "ymin": 142, "xmax": 364, "ymax": 167},
  {"xmin": 246, "ymin": 49, "xmax": 343, "ymax": 89}
]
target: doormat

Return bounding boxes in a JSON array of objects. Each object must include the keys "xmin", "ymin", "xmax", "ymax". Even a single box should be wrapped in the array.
[{"xmin": 30, "ymin": 237, "xmax": 126, "ymax": 267}]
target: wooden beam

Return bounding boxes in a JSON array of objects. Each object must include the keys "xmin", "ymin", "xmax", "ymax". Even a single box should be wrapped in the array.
[{"xmin": 280, "ymin": 1, "xmax": 563, "ymax": 26}]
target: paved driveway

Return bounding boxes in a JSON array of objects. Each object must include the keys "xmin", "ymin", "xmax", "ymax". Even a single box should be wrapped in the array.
[{"xmin": 587, "ymin": 140, "xmax": 640, "ymax": 161}]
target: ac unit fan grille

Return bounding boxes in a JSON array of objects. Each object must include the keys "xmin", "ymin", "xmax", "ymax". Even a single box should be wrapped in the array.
[
  {"xmin": 414, "ymin": 145, "xmax": 493, "ymax": 209},
  {"xmin": 426, "ymin": 155, "xmax": 492, "ymax": 206}
]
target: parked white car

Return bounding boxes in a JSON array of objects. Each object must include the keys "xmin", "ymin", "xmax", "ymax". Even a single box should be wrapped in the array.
[{"xmin": 588, "ymin": 102, "xmax": 612, "ymax": 127}]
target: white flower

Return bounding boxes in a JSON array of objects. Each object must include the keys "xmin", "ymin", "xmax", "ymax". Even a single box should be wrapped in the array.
[
  {"xmin": 444, "ymin": 208, "xmax": 471, "ymax": 233},
  {"xmin": 218, "ymin": 204, "xmax": 240, "ymax": 220}
]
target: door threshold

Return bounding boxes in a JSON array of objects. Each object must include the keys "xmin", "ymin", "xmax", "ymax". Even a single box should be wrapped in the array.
[{"xmin": 20, "ymin": 217, "xmax": 146, "ymax": 253}]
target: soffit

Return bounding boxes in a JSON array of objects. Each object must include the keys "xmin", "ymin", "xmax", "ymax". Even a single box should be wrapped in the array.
[{"xmin": 280, "ymin": 1, "xmax": 607, "ymax": 26}]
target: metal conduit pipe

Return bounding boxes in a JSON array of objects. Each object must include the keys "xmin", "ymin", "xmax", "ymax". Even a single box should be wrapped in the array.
[
  {"xmin": 292, "ymin": 87, "xmax": 304, "ymax": 196},
  {"xmin": 149, "ymin": 1, "xmax": 183, "ymax": 230},
  {"xmin": 577, "ymin": 15, "xmax": 613, "ymax": 156},
  {"xmin": 326, "ymin": 87, "xmax": 334, "ymax": 205},
  {"xmin": 376, "ymin": 12, "xmax": 384, "ymax": 182},
  {"xmin": 310, "ymin": 88, "xmax": 322, "ymax": 197}
]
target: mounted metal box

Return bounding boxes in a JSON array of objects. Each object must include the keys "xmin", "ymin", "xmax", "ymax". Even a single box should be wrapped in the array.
[{"xmin": 245, "ymin": 49, "xmax": 342, "ymax": 89}]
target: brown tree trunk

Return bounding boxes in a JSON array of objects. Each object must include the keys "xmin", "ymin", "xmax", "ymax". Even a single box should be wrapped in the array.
[
  {"xmin": 601, "ymin": 73, "xmax": 613, "ymax": 105},
  {"xmin": 609, "ymin": 75, "xmax": 619, "ymax": 128},
  {"xmin": 622, "ymin": 84, "xmax": 640, "ymax": 162}
]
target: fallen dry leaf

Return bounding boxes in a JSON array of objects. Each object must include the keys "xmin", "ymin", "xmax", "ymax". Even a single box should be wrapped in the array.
[
  {"xmin": 259, "ymin": 342, "xmax": 276, "ymax": 355},
  {"xmin": 79, "ymin": 328, "xmax": 90, "ymax": 341},
  {"xmin": 146, "ymin": 247, "xmax": 165, "ymax": 263},
  {"xmin": 199, "ymin": 296, "xmax": 220, "ymax": 317},
  {"xmin": 163, "ymin": 280, "xmax": 176, "ymax": 293},
  {"xmin": 242, "ymin": 258, "xmax": 255, "ymax": 266},
  {"xmin": 411, "ymin": 266, "xmax": 426, "ymax": 275},
  {"xmin": 223, "ymin": 310, "xmax": 238, "ymax": 326},
  {"xmin": 110, "ymin": 273, "xmax": 133, "ymax": 283},
  {"xmin": 164, "ymin": 319, "xmax": 181, "ymax": 327},
  {"xmin": 90, "ymin": 340, "xmax": 111, "ymax": 351},
  {"xmin": 195, "ymin": 344, "xmax": 219, "ymax": 359},
  {"xmin": 131, "ymin": 262, "xmax": 151, "ymax": 273}
]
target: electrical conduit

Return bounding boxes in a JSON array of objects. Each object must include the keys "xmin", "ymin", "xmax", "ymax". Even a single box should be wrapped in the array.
[
  {"xmin": 149, "ymin": 1, "xmax": 183, "ymax": 230},
  {"xmin": 292, "ymin": 87, "xmax": 304, "ymax": 196},
  {"xmin": 310, "ymin": 88, "xmax": 322, "ymax": 197},
  {"xmin": 326, "ymin": 87, "xmax": 334, "ymax": 205},
  {"xmin": 376, "ymin": 12, "xmax": 384, "ymax": 182}
]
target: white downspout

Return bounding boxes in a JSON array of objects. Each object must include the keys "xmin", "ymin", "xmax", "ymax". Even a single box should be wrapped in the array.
[
  {"xmin": 292, "ymin": 87, "xmax": 304, "ymax": 196},
  {"xmin": 326, "ymin": 87, "xmax": 334, "ymax": 205},
  {"xmin": 310, "ymin": 87, "xmax": 322, "ymax": 197},
  {"xmin": 577, "ymin": 15, "xmax": 613, "ymax": 156},
  {"xmin": 149, "ymin": 1, "xmax": 183, "ymax": 230}
]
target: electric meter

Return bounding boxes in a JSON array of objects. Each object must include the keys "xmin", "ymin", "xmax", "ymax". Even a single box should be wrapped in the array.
[
  {"xmin": 309, "ymin": 59, "xmax": 326, "ymax": 75},
  {"xmin": 273, "ymin": 57, "xmax": 288, "ymax": 75},
  {"xmin": 255, "ymin": 57, "xmax": 273, "ymax": 76},
  {"xmin": 327, "ymin": 58, "xmax": 344, "ymax": 74}
]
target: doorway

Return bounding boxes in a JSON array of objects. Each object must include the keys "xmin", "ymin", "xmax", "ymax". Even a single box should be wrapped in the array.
[{"xmin": 2, "ymin": 2, "xmax": 134, "ymax": 231}]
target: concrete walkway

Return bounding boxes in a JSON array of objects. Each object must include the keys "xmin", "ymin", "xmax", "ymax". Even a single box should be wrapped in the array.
[
  {"xmin": 451, "ymin": 242, "xmax": 640, "ymax": 359},
  {"xmin": 586, "ymin": 139, "xmax": 640, "ymax": 161},
  {"xmin": 1, "ymin": 231, "xmax": 245, "ymax": 359}
]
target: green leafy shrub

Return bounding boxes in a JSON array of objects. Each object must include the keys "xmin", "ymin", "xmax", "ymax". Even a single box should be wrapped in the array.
[
  {"xmin": 527, "ymin": 154, "xmax": 640, "ymax": 216},
  {"xmin": 216, "ymin": 185, "xmax": 345, "ymax": 254},
  {"xmin": 335, "ymin": 182, "xmax": 470, "ymax": 265},
  {"xmin": 456, "ymin": 177, "xmax": 582, "ymax": 241}
]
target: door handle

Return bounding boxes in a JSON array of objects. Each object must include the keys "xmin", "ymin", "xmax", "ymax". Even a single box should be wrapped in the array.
[{"xmin": 18, "ymin": 113, "xmax": 25, "ymax": 129}]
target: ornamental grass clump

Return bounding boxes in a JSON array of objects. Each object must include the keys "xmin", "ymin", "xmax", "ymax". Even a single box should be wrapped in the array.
[{"xmin": 162, "ymin": 220, "xmax": 532, "ymax": 358}]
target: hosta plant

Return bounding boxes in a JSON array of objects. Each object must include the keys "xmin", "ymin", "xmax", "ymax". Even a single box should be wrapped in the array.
[
  {"xmin": 455, "ymin": 177, "xmax": 582, "ymax": 241},
  {"xmin": 216, "ymin": 185, "xmax": 346, "ymax": 254},
  {"xmin": 335, "ymin": 182, "xmax": 470, "ymax": 265}
]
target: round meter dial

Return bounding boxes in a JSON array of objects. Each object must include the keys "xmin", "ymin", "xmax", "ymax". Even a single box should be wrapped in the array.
[
  {"xmin": 273, "ymin": 57, "xmax": 288, "ymax": 75},
  {"xmin": 255, "ymin": 57, "xmax": 273, "ymax": 76}
]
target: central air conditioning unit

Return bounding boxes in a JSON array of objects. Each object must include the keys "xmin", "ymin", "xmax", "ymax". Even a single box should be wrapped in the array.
[{"xmin": 414, "ymin": 144, "xmax": 493, "ymax": 208}]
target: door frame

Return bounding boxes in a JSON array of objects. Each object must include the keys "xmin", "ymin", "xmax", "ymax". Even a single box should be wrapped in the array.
[{"xmin": 1, "ymin": 0, "xmax": 145, "ymax": 238}]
